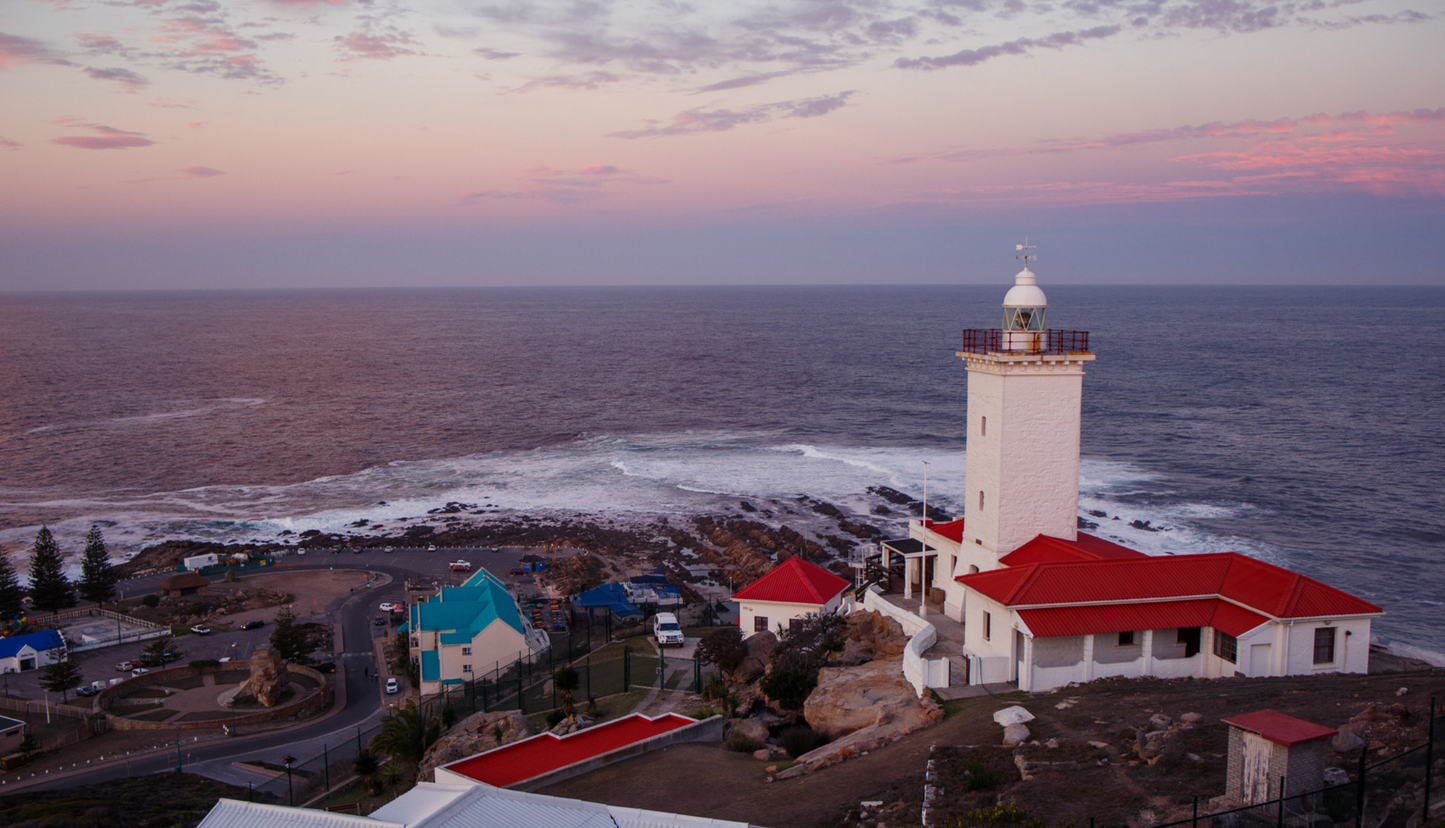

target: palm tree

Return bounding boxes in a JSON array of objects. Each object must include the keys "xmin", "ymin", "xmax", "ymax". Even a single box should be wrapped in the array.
[
  {"xmin": 377, "ymin": 760, "xmax": 405, "ymax": 800},
  {"xmin": 369, "ymin": 700, "xmax": 440, "ymax": 766},
  {"xmin": 353, "ymin": 748, "xmax": 380, "ymax": 794},
  {"xmin": 554, "ymin": 666, "xmax": 580, "ymax": 717}
]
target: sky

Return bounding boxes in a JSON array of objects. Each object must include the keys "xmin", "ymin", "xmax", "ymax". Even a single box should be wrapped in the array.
[{"xmin": 1, "ymin": 0, "xmax": 1442, "ymax": 289}]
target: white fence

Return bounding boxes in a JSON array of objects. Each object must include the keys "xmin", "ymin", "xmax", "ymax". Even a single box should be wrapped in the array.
[{"xmin": 862, "ymin": 589, "xmax": 950, "ymax": 697}]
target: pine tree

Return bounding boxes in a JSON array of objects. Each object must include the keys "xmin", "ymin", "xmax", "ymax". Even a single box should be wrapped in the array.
[
  {"xmin": 78, "ymin": 525, "xmax": 118, "ymax": 608},
  {"xmin": 269, "ymin": 607, "xmax": 313, "ymax": 663},
  {"xmin": 28, "ymin": 526, "xmax": 75, "ymax": 617},
  {"xmin": 39, "ymin": 649, "xmax": 83, "ymax": 703},
  {"xmin": 0, "ymin": 553, "xmax": 23, "ymax": 621}
]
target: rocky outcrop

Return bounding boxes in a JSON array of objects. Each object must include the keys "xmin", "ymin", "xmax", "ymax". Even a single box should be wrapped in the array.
[
  {"xmin": 234, "ymin": 649, "xmax": 288, "ymax": 708},
  {"xmin": 843, "ymin": 611, "xmax": 908, "ymax": 660},
  {"xmin": 735, "ymin": 631, "xmax": 778, "ymax": 683},
  {"xmin": 724, "ymin": 716, "xmax": 770, "ymax": 748},
  {"xmin": 804, "ymin": 659, "xmax": 937, "ymax": 740},
  {"xmin": 418, "ymin": 710, "xmax": 531, "ymax": 782},
  {"xmin": 775, "ymin": 686, "xmax": 942, "ymax": 780}
]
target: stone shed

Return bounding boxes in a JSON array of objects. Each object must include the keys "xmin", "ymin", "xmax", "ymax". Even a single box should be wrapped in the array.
[
  {"xmin": 1223, "ymin": 709, "xmax": 1337, "ymax": 805},
  {"xmin": 159, "ymin": 572, "xmax": 210, "ymax": 598}
]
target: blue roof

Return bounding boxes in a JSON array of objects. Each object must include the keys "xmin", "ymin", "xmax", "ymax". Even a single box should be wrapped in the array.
[
  {"xmin": 396, "ymin": 622, "xmax": 408, "ymax": 635},
  {"xmin": 412, "ymin": 571, "xmax": 524, "ymax": 643},
  {"xmin": 0, "ymin": 630, "xmax": 64, "ymax": 659},
  {"xmin": 573, "ymin": 584, "xmax": 642, "ymax": 618},
  {"xmin": 421, "ymin": 650, "xmax": 440, "ymax": 682}
]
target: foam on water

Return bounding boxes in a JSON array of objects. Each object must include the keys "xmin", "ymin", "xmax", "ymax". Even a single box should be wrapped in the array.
[{"xmin": 0, "ymin": 431, "xmax": 1279, "ymax": 586}]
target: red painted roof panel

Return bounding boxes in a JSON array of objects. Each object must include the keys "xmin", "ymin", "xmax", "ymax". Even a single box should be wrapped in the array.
[
  {"xmin": 733, "ymin": 556, "xmax": 850, "ymax": 605},
  {"xmin": 960, "ymin": 553, "xmax": 1379, "ymax": 622},
  {"xmin": 999, "ymin": 533, "xmax": 1148, "ymax": 567},
  {"xmin": 1222, "ymin": 710, "xmax": 1337, "ymax": 746},
  {"xmin": 925, "ymin": 519, "xmax": 967, "ymax": 543},
  {"xmin": 443, "ymin": 713, "xmax": 696, "ymax": 787},
  {"xmin": 1018, "ymin": 599, "xmax": 1219, "ymax": 637}
]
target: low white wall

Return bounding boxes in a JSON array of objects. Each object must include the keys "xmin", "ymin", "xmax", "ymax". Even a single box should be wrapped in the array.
[{"xmin": 863, "ymin": 590, "xmax": 949, "ymax": 697}]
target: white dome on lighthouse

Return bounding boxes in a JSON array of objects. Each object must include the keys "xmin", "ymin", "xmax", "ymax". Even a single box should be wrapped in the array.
[{"xmin": 1003, "ymin": 267, "xmax": 1048, "ymax": 308}]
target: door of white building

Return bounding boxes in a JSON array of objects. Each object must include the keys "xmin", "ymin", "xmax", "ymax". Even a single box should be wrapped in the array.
[{"xmin": 1249, "ymin": 643, "xmax": 1271, "ymax": 677}]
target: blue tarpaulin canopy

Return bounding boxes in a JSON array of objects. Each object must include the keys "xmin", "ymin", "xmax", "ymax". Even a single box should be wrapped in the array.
[{"xmin": 572, "ymin": 584, "xmax": 643, "ymax": 619}]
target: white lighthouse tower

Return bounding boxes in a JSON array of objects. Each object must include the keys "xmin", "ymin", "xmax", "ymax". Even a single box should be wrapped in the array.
[{"xmin": 957, "ymin": 243, "xmax": 1095, "ymax": 570}]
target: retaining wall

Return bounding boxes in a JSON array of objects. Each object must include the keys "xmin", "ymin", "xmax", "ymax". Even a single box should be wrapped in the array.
[
  {"xmin": 863, "ymin": 590, "xmax": 950, "ymax": 697},
  {"xmin": 98, "ymin": 662, "xmax": 330, "ymax": 731}
]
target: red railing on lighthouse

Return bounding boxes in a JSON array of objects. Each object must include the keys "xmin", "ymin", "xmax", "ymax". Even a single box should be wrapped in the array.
[{"xmin": 960, "ymin": 329, "xmax": 1090, "ymax": 356}]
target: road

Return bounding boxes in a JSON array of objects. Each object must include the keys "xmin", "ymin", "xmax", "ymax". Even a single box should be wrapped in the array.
[{"xmin": 11, "ymin": 545, "xmax": 546, "ymax": 793}]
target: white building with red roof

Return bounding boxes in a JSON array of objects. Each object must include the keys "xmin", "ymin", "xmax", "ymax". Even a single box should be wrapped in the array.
[
  {"xmin": 877, "ymin": 250, "xmax": 1380, "ymax": 692},
  {"xmin": 732, "ymin": 555, "xmax": 851, "ymax": 639}
]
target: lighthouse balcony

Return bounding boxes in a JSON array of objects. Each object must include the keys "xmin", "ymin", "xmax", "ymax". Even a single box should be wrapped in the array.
[{"xmin": 960, "ymin": 328, "xmax": 1090, "ymax": 356}]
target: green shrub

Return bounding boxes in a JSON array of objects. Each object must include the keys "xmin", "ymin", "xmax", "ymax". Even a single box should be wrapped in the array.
[
  {"xmin": 780, "ymin": 725, "xmax": 825, "ymax": 759},
  {"xmin": 141, "ymin": 595, "xmax": 160, "ymax": 609},
  {"xmin": 725, "ymin": 733, "xmax": 762, "ymax": 753},
  {"xmin": 758, "ymin": 669, "xmax": 815, "ymax": 711},
  {"xmin": 937, "ymin": 803, "xmax": 1045, "ymax": 828},
  {"xmin": 545, "ymin": 709, "xmax": 566, "ymax": 727},
  {"xmin": 958, "ymin": 759, "xmax": 997, "ymax": 792}
]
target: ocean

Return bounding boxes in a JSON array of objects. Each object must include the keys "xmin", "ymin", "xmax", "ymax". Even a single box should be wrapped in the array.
[{"xmin": 0, "ymin": 284, "xmax": 1441, "ymax": 650}]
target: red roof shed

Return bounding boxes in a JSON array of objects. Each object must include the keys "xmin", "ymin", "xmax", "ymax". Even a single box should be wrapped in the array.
[{"xmin": 733, "ymin": 556, "xmax": 850, "ymax": 605}]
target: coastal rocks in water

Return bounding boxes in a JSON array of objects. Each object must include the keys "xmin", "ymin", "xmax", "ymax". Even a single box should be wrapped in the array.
[
  {"xmin": 735, "ymin": 631, "xmax": 778, "ymax": 683},
  {"xmin": 418, "ymin": 710, "xmax": 531, "ymax": 782},
  {"xmin": 804, "ymin": 660, "xmax": 933, "ymax": 741},
  {"xmin": 232, "ymin": 649, "xmax": 289, "ymax": 708}
]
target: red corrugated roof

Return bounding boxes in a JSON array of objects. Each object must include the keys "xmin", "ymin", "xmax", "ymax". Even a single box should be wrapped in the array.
[
  {"xmin": 443, "ymin": 713, "xmax": 696, "ymax": 787},
  {"xmin": 960, "ymin": 553, "xmax": 1379, "ymax": 621},
  {"xmin": 924, "ymin": 519, "xmax": 966, "ymax": 543},
  {"xmin": 1222, "ymin": 710, "xmax": 1337, "ymax": 746},
  {"xmin": 999, "ymin": 533, "xmax": 1148, "ymax": 567},
  {"xmin": 733, "ymin": 556, "xmax": 850, "ymax": 604},
  {"xmin": 1018, "ymin": 599, "xmax": 1269, "ymax": 638}
]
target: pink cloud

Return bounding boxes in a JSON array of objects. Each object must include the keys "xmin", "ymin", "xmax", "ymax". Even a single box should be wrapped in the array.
[
  {"xmin": 0, "ymin": 31, "xmax": 73, "ymax": 68},
  {"xmin": 334, "ymin": 29, "xmax": 420, "ymax": 61},
  {"xmin": 84, "ymin": 66, "xmax": 149, "ymax": 91},
  {"xmin": 463, "ymin": 163, "xmax": 667, "ymax": 204},
  {"xmin": 52, "ymin": 124, "xmax": 154, "ymax": 150},
  {"xmin": 181, "ymin": 166, "xmax": 225, "ymax": 177},
  {"xmin": 0, "ymin": 136, "xmax": 21, "ymax": 150}
]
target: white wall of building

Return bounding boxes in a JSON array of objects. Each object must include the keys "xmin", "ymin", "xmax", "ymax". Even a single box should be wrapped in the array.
[
  {"xmin": 738, "ymin": 596, "xmax": 840, "ymax": 640},
  {"xmin": 960, "ymin": 354, "xmax": 1093, "ymax": 558}
]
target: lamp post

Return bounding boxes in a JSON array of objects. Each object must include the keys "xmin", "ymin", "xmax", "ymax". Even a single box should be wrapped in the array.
[{"xmin": 283, "ymin": 754, "xmax": 296, "ymax": 806}]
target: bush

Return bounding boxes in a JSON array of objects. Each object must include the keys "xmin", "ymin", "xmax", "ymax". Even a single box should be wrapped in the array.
[
  {"xmin": 937, "ymin": 803, "xmax": 1045, "ymax": 828},
  {"xmin": 696, "ymin": 627, "xmax": 745, "ymax": 674},
  {"xmin": 958, "ymin": 759, "xmax": 997, "ymax": 792},
  {"xmin": 141, "ymin": 595, "xmax": 160, "ymax": 609},
  {"xmin": 758, "ymin": 668, "xmax": 815, "ymax": 711},
  {"xmin": 545, "ymin": 709, "xmax": 566, "ymax": 727},
  {"xmin": 780, "ymin": 725, "xmax": 826, "ymax": 759},
  {"xmin": 725, "ymin": 733, "xmax": 763, "ymax": 753}
]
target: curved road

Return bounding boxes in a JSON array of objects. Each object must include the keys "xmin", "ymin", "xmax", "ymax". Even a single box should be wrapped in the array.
[{"xmin": 16, "ymin": 548, "xmax": 531, "ymax": 793}]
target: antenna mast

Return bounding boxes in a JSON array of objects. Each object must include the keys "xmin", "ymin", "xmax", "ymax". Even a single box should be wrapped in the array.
[{"xmin": 1015, "ymin": 237, "xmax": 1037, "ymax": 270}]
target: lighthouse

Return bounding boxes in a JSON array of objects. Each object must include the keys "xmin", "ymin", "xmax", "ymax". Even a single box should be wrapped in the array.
[{"xmin": 957, "ymin": 246, "xmax": 1094, "ymax": 569}]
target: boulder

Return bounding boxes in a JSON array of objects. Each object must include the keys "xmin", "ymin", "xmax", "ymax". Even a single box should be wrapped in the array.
[
  {"xmin": 804, "ymin": 659, "xmax": 931, "ymax": 740},
  {"xmin": 235, "ymin": 649, "xmax": 288, "ymax": 708},
  {"xmin": 417, "ymin": 710, "xmax": 531, "ymax": 783},
  {"xmin": 843, "ymin": 611, "xmax": 909, "ymax": 659},
  {"xmin": 1324, "ymin": 767, "xmax": 1350, "ymax": 786},
  {"xmin": 725, "ymin": 716, "xmax": 770, "ymax": 747},
  {"xmin": 1332, "ymin": 729, "xmax": 1367, "ymax": 753},
  {"xmin": 1003, "ymin": 724, "xmax": 1030, "ymax": 746},
  {"xmin": 752, "ymin": 744, "xmax": 788, "ymax": 761},
  {"xmin": 1181, "ymin": 712, "xmax": 1204, "ymax": 724},
  {"xmin": 993, "ymin": 706, "xmax": 1035, "ymax": 727},
  {"xmin": 1149, "ymin": 713, "xmax": 1173, "ymax": 730},
  {"xmin": 736, "ymin": 631, "xmax": 779, "ymax": 683}
]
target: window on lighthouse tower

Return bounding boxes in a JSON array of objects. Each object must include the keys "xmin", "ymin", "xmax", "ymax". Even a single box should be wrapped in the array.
[{"xmin": 1005, "ymin": 306, "xmax": 1047, "ymax": 331}]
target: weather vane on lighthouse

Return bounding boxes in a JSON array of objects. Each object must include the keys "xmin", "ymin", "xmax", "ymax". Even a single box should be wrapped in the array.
[{"xmin": 1015, "ymin": 237, "xmax": 1037, "ymax": 269}]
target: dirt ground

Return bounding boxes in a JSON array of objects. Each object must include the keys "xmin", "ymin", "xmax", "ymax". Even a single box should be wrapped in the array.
[{"xmin": 540, "ymin": 666, "xmax": 1445, "ymax": 828}]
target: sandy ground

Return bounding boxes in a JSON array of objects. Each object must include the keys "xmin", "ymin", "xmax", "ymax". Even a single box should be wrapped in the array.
[{"xmin": 541, "ymin": 667, "xmax": 1445, "ymax": 828}]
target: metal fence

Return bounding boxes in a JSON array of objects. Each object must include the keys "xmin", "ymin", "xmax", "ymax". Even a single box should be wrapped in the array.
[
  {"xmin": 241, "ymin": 721, "xmax": 384, "ymax": 807},
  {"xmin": 1150, "ymin": 704, "xmax": 1441, "ymax": 828}
]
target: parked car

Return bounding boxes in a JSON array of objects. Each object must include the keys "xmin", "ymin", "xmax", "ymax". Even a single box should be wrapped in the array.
[
  {"xmin": 378, "ymin": 602, "xmax": 396, "ymax": 612},
  {"xmin": 190, "ymin": 625, "xmax": 212, "ymax": 635},
  {"xmin": 652, "ymin": 612, "xmax": 685, "ymax": 648},
  {"xmin": 426, "ymin": 544, "xmax": 437, "ymax": 552},
  {"xmin": 116, "ymin": 660, "xmax": 135, "ymax": 672},
  {"xmin": 76, "ymin": 685, "xmax": 98, "ymax": 697},
  {"xmin": 508, "ymin": 567, "xmax": 529, "ymax": 576},
  {"xmin": 385, "ymin": 677, "xmax": 399, "ymax": 694},
  {"xmin": 131, "ymin": 667, "xmax": 150, "ymax": 677},
  {"xmin": 374, "ymin": 615, "xmax": 387, "ymax": 626},
  {"xmin": 241, "ymin": 620, "xmax": 264, "ymax": 630},
  {"xmin": 449, "ymin": 560, "xmax": 471, "ymax": 572},
  {"xmin": 384, "ymin": 546, "xmax": 395, "ymax": 553}
]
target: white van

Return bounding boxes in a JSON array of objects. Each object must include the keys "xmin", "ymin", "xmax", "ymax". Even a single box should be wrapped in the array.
[{"xmin": 652, "ymin": 612, "xmax": 684, "ymax": 648}]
